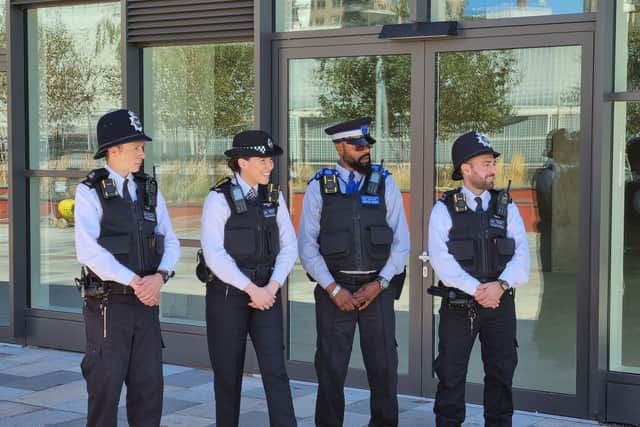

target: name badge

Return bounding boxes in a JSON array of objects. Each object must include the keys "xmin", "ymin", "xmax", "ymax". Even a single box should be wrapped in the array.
[
  {"xmin": 360, "ymin": 195, "xmax": 380, "ymax": 205},
  {"xmin": 263, "ymin": 207, "xmax": 277, "ymax": 218},
  {"xmin": 143, "ymin": 210, "xmax": 157, "ymax": 222},
  {"xmin": 489, "ymin": 217, "xmax": 506, "ymax": 229}
]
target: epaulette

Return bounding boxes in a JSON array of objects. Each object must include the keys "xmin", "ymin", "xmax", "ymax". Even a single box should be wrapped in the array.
[
  {"xmin": 81, "ymin": 168, "xmax": 109, "ymax": 188},
  {"xmin": 211, "ymin": 177, "xmax": 232, "ymax": 193},
  {"xmin": 439, "ymin": 188, "xmax": 461, "ymax": 203},
  {"xmin": 371, "ymin": 163, "xmax": 392, "ymax": 178},
  {"xmin": 308, "ymin": 168, "xmax": 339, "ymax": 184}
]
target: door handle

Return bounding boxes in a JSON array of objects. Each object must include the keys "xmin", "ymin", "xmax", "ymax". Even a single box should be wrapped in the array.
[
  {"xmin": 418, "ymin": 251, "xmax": 429, "ymax": 263},
  {"xmin": 419, "ymin": 251, "xmax": 430, "ymax": 278}
]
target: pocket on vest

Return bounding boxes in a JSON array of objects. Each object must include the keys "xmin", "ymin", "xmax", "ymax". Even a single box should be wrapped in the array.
[
  {"xmin": 97, "ymin": 234, "xmax": 129, "ymax": 254},
  {"xmin": 446, "ymin": 239, "xmax": 476, "ymax": 270},
  {"xmin": 225, "ymin": 228, "xmax": 258, "ymax": 256},
  {"xmin": 319, "ymin": 231, "xmax": 351, "ymax": 259},
  {"xmin": 367, "ymin": 225, "xmax": 393, "ymax": 260}
]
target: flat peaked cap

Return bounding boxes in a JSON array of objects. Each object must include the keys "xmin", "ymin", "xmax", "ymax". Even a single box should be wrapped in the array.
[
  {"xmin": 224, "ymin": 130, "xmax": 283, "ymax": 158},
  {"xmin": 95, "ymin": 109, "xmax": 152, "ymax": 159},
  {"xmin": 451, "ymin": 131, "xmax": 500, "ymax": 181},
  {"xmin": 324, "ymin": 117, "xmax": 377, "ymax": 145}
]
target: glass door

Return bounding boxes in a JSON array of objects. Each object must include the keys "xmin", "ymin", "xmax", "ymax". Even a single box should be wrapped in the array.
[
  {"xmin": 423, "ymin": 33, "xmax": 593, "ymax": 417},
  {"xmin": 278, "ymin": 41, "xmax": 426, "ymax": 394}
]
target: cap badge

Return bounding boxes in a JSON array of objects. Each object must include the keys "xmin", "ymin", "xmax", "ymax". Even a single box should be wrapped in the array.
[
  {"xmin": 128, "ymin": 111, "xmax": 143, "ymax": 132},
  {"xmin": 361, "ymin": 124, "xmax": 369, "ymax": 135},
  {"xmin": 267, "ymin": 138, "xmax": 274, "ymax": 149},
  {"xmin": 475, "ymin": 132, "xmax": 492, "ymax": 148}
]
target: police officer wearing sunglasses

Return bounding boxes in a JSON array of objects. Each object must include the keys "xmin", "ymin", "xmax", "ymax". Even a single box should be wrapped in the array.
[{"xmin": 298, "ymin": 117, "xmax": 410, "ymax": 427}]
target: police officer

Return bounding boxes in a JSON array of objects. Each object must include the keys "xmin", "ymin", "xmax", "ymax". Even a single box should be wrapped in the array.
[
  {"xmin": 74, "ymin": 109, "xmax": 181, "ymax": 426},
  {"xmin": 200, "ymin": 130, "xmax": 297, "ymax": 427},
  {"xmin": 427, "ymin": 131, "xmax": 530, "ymax": 427},
  {"xmin": 298, "ymin": 117, "xmax": 410, "ymax": 427}
]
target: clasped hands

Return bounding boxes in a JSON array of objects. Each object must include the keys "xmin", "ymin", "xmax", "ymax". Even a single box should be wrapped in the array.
[
  {"xmin": 327, "ymin": 281, "xmax": 382, "ymax": 312},
  {"xmin": 245, "ymin": 280, "xmax": 280, "ymax": 311},
  {"xmin": 129, "ymin": 273, "xmax": 164, "ymax": 307},
  {"xmin": 474, "ymin": 281, "xmax": 504, "ymax": 309}
]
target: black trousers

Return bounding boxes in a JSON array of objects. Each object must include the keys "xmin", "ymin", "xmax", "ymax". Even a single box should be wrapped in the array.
[
  {"xmin": 205, "ymin": 282, "xmax": 296, "ymax": 427},
  {"xmin": 434, "ymin": 292, "xmax": 517, "ymax": 427},
  {"xmin": 81, "ymin": 295, "xmax": 163, "ymax": 427},
  {"xmin": 314, "ymin": 284, "xmax": 398, "ymax": 427}
]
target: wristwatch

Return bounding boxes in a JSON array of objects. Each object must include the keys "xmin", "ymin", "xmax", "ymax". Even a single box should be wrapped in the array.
[
  {"xmin": 158, "ymin": 270, "xmax": 172, "ymax": 284},
  {"xmin": 377, "ymin": 276, "xmax": 390, "ymax": 291},
  {"xmin": 498, "ymin": 279, "xmax": 510, "ymax": 291}
]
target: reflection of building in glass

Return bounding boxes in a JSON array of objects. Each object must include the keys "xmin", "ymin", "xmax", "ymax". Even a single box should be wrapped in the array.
[
  {"xmin": 285, "ymin": 0, "xmax": 402, "ymax": 30},
  {"xmin": 435, "ymin": 0, "xmax": 589, "ymax": 20}
]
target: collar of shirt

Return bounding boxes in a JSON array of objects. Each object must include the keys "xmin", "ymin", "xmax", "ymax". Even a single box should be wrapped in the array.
[
  {"xmin": 335, "ymin": 163, "xmax": 363, "ymax": 183},
  {"xmin": 460, "ymin": 185, "xmax": 490, "ymax": 211},
  {"xmin": 104, "ymin": 164, "xmax": 135, "ymax": 201},
  {"xmin": 231, "ymin": 175, "xmax": 258, "ymax": 196}
]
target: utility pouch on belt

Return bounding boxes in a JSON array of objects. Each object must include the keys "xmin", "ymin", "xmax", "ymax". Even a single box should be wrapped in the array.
[
  {"xmin": 75, "ymin": 266, "xmax": 109, "ymax": 299},
  {"xmin": 391, "ymin": 267, "xmax": 407, "ymax": 300},
  {"xmin": 195, "ymin": 249, "xmax": 215, "ymax": 283}
]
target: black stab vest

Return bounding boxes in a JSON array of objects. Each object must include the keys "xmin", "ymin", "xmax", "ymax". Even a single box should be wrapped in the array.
[
  {"xmin": 318, "ymin": 171, "xmax": 393, "ymax": 283},
  {"xmin": 215, "ymin": 180, "xmax": 280, "ymax": 286},
  {"xmin": 441, "ymin": 188, "xmax": 515, "ymax": 283},
  {"xmin": 82, "ymin": 168, "xmax": 163, "ymax": 278}
]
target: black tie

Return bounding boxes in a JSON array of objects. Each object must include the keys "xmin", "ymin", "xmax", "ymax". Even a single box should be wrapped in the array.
[
  {"xmin": 475, "ymin": 196, "xmax": 483, "ymax": 212},
  {"xmin": 246, "ymin": 188, "xmax": 257, "ymax": 200},
  {"xmin": 122, "ymin": 178, "xmax": 132, "ymax": 202}
]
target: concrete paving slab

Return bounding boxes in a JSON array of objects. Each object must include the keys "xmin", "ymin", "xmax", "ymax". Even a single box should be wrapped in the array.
[{"xmin": 0, "ymin": 400, "xmax": 42, "ymax": 417}]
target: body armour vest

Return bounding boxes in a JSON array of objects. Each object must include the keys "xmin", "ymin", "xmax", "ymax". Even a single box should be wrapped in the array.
[
  {"xmin": 441, "ymin": 188, "xmax": 516, "ymax": 283},
  {"xmin": 215, "ymin": 179, "xmax": 280, "ymax": 286},
  {"xmin": 82, "ymin": 168, "xmax": 164, "ymax": 278},
  {"xmin": 317, "ymin": 169, "xmax": 393, "ymax": 281}
]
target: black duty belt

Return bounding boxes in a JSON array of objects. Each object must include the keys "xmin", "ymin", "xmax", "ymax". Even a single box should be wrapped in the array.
[{"xmin": 332, "ymin": 271, "xmax": 378, "ymax": 286}]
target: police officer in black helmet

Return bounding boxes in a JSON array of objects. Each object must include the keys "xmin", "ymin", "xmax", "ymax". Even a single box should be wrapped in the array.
[
  {"xmin": 199, "ymin": 130, "xmax": 298, "ymax": 426},
  {"xmin": 298, "ymin": 117, "xmax": 409, "ymax": 427},
  {"xmin": 74, "ymin": 109, "xmax": 180, "ymax": 427},
  {"xmin": 427, "ymin": 131, "xmax": 530, "ymax": 426}
]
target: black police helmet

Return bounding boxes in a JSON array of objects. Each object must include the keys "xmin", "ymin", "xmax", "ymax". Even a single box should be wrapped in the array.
[
  {"xmin": 94, "ymin": 109, "xmax": 152, "ymax": 159},
  {"xmin": 324, "ymin": 116, "xmax": 377, "ymax": 146},
  {"xmin": 451, "ymin": 131, "xmax": 501, "ymax": 180},
  {"xmin": 224, "ymin": 130, "xmax": 283, "ymax": 158}
]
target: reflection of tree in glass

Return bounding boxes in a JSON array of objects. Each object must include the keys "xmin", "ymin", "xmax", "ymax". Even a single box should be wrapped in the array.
[
  {"xmin": 437, "ymin": 50, "xmax": 518, "ymax": 140},
  {"xmin": 152, "ymin": 43, "xmax": 254, "ymax": 160},
  {"xmin": 627, "ymin": 1, "xmax": 640, "ymax": 137},
  {"xmin": 341, "ymin": 0, "xmax": 409, "ymax": 26},
  {"xmin": 315, "ymin": 55, "xmax": 410, "ymax": 135}
]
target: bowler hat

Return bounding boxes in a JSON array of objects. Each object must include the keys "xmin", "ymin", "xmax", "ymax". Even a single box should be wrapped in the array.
[
  {"xmin": 224, "ymin": 130, "xmax": 283, "ymax": 158},
  {"xmin": 324, "ymin": 117, "xmax": 376, "ymax": 146},
  {"xmin": 451, "ymin": 131, "xmax": 500, "ymax": 180},
  {"xmin": 94, "ymin": 109, "xmax": 152, "ymax": 159}
]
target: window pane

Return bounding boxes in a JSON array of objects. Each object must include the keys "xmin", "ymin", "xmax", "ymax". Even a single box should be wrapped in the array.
[
  {"xmin": 615, "ymin": 0, "xmax": 640, "ymax": 91},
  {"xmin": 432, "ymin": 0, "xmax": 596, "ymax": 21},
  {"xmin": 160, "ymin": 246, "xmax": 205, "ymax": 326},
  {"xmin": 0, "ymin": 0, "xmax": 6, "ymax": 48},
  {"xmin": 27, "ymin": 3, "xmax": 121, "ymax": 170},
  {"xmin": 288, "ymin": 55, "xmax": 412, "ymax": 373},
  {"xmin": 0, "ymin": 72, "xmax": 7, "ymax": 326},
  {"xmin": 434, "ymin": 46, "xmax": 582, "ymax": 394},
  {"xmin": 276, "ymin": 0, "xmax": 409, "ymax": 32},
  {"xmin": 30, "ymin": 177, "xmax": 82, "ymax": 313},
  {"xmin": 142, "ymin": 43, "xmax": 255, "ymax": 240},
  {"xmin": 610, "ymin": 102, "xmax": 640, "ymax": 374}
]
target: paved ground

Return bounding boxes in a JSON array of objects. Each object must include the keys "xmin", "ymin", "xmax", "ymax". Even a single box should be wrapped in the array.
[{"xmin": 0, "ymin": 343, "xmax": 605, "ymax": 427}]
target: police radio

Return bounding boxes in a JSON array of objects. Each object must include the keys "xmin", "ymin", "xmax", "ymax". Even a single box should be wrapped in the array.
[
  {"xmin": 100, "ymin": 179, "xmax": 119, "ymax": 199},
  {"xmin": 365, "ymin": 160, "xmax": 384, "ymax": 195},
  {"xmin": 144, "ymin": 166, "xmax": 158, "ymax": 209},
  {"xmin": 495, "ymin": 180, "xmax": 511, "ymax": 218},
  {"xmin": 230, "ymin": 184, "xmax": 248, "ymax": 213},
  {"xmin": 453, "ymin": 192, "xmax": 468, "ymax": 213}
]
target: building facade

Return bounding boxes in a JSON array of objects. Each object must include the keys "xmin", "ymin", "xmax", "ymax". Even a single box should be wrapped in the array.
[{"xmin": 0, "ymin": 0, "xmax": 638, "ymax": 424}]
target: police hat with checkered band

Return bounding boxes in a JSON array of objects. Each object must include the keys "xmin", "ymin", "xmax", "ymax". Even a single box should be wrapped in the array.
[
  {"xmin": 224, "ymin": 130, "xmax": 283, "ymax": 158},
  {"xmin": 324, "ymin": 116, "xmax": 377, "ymax": 146},
  {"xmin": 451, "ymin": 131, "xmax": 501, "ymax": 180},
  {"xmin": 94, "ymin": 109, "xmax": 152, "ymax": 159}
]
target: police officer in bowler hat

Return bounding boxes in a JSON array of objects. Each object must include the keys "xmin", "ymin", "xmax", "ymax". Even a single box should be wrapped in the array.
[
  {"xmin": 200, "ymin": 130, "xmax": 297, "ymax": 426},
  {"xmin": 298, "ymin": 117, "xmax": 410, "ymax": 427},
  {"xmin": 74, "ymin": 109, "xmax": 180, "ymax": 426},
  {"xmin": 427, "ymin": 131, "xmax": 530, "ymax": 426}
]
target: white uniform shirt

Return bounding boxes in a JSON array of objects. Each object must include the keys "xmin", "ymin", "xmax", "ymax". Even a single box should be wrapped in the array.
[
  {"xmin": 427, "ymin": 185, "xmax": 530, "ymax": 295},
  {"xmin": 200, "ymin": 175, "xmax": 298, "ymax": 291},
  {"xmin": 298, "ymin": 163, "xmax": 410, "ymax": 289},
  {"xmin": 74, "ymin": 164, "xmax": 181, "ymax": 286}
]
